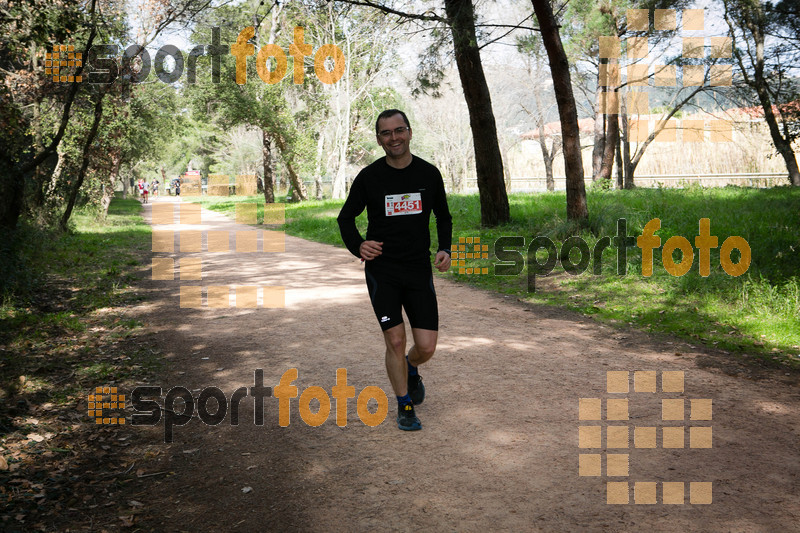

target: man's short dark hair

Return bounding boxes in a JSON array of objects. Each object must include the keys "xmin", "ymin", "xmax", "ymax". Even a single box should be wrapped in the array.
[{"xmin": 375, "ymin": 109, "xmax": 411, "ymax": 134}]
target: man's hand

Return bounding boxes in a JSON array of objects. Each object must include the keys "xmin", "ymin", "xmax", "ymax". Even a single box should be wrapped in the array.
[
  {"xmin": 433, "ymin": 250, "xmax": 451, "ymax": 272},
  {"xmin": 359, "ymin": 240, "xmax": 383, "ymax": 261}
]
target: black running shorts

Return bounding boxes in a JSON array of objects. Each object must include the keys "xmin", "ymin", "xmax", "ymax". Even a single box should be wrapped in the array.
[{"xmin": 364, "ymin": 260, "xmax": 438, "ymax": 331}]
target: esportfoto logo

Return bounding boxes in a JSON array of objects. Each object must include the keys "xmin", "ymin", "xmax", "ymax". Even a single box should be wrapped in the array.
[
  {"xmin": 48, "ymin": 26, "xmax": 344, "ymax": 86},
  {"xmin": 89, "ymin": 369, "xmax": 388, "ymax": 442},
  {"xmin": 453, "ymin": 218, "xmax": 750, "ymax": 292}
]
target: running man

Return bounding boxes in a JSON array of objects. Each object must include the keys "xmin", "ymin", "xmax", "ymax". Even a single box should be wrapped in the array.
[{"xmin": 337, "ymin": 109, "xmax": 452, "ymax": 431}]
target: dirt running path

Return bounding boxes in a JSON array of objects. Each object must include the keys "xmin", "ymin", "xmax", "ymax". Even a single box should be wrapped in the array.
[{"xmin": 127, "ymin": 196, "xmax": 799, "ymax": 532}]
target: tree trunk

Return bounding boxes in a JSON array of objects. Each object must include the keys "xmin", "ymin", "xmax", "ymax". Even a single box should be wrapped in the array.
[
  {"xmin": 0, "ymin": 3, "xmax": 99, "ymax": 231},
  {"xmin": 100, "ymin": 187, "xmax": 113, "ymax": 217},
  {"xmin": 500, "ymin": 143, "xmax": 512, "ymax": 191},
  {"xmin": 536, "ymin": 124, "xmax": 556, "ymax": 192},
  {"xmin": 331, "ymin": 57, "xmax": 352, "ymax": 200},
  {"xmin": 748, "ymin": 18, "xmax": 800, "ymax": 185},
  {"xmin": 444, "ymin": 0, "xmax": 510, "ymax": 226},
  {"xmin": 619, "ymin": 97, "xmax": 635, "ymax": 190},
  {"xmin": 274, "ymin": 134, "xmax": 308, "ymax": 201},
  {"xmin": 460, "ymin": 155, "xmax": 468, "ymax": 193},
  {"xmin": 61, "ymin": 92, "xmax": 105, "ymax": 231},
  {"xmin": 45, "ymin": 148, "xmax": 64, "ymax": 200},
  {"xmin": 159, "ymin": 167, "xmax": 167, "ymax": 195},
  {"xmin": 122, "ymin": 167, "xmax": 130, "ymax": 199},
  {"xmin": 757, "ymin": 98, "xmax": 800, "ymax": 186},
  {"xmin": 314, "ymin": 131, "xmax": 325, "ymax": 200},
  {"xmin": 598, "ymin": 105, "xmax": 618, "ymax": 181},
  {"xmin": 591, "ymin": 71, "xmax": 605, "ymax": 180},
  {"xmin": 0, "ymin": 154, "xmax": 22, "ymax": 230},
  {"xmin": 533, "ymin": 83, "xmax": 556, "ymax": 192},
  {"xmin": 544, "ymin": 149, "xmax": 555, "ymax": 191},
  {"xmin": 332, "ymin": 131, "xmax": 349, "ymax": 199},
  {"xmin": 724, "ymin": 0, "xmax": 800, "ymax": 186},
  {"xmin": 33, "ymin": 153, "xmax": 58, "ymax": 211},
  {"xmin": 31, "ymin": 78, "xmax": 46, "ymax": 210},
  {"xmin": 102, "ymin": 151, "xmax": 122, "ymax": 218},
  {"xmin": 615, "ymin": 128, "xmax": 623, "ymax": 189},
  {"xmin": 262, "ymin": 129, "xmax": 275, "ymax": 203},
  {"xmin": 531, "ymin": 0, "xmax": 588, "ymax": 219}
]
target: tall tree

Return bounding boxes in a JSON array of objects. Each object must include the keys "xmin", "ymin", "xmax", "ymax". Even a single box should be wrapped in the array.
[
  {"xmin": 305, "ymin": 2, "xmax": 398, "ymax": 199},
  {"xmin": 562, "ymin": 0, "xmax": 695, "ymax": 188},
  {"xmin": 0, "ymin": 0, "xmax": 217, "ymax": 230},
  {"xmin": 186, "ymin": 1, "xmax": 313, "ymax": 202},
  {"xmin": 0, "ymin": 0, "xmax": 97, "ymax": 230},
  {"xmin": 60, "ymin": 89, "xmax": 106, "ymax": 230},
  {"xmin": 334, "ymin": 0, "xmax": 511, "ymax": 226},
  {"xmin": 723, "ymin": 0, "xmax": 800, "ymax": 186},
  {"xmin": 530, "ymin": 0, "xmax": 588, "ymax": 219},
  {"xmin": 415, "ymin": 77, "xmax": 475, "ymax": 193},
  {"xmin": 444, "ymin": 0, "xmax": 510, "ymax": 225}
]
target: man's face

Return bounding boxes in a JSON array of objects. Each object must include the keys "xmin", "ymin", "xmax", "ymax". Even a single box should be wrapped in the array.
[{"xmin": 376, "ymin": 114, "xmax": 412, "ymax": 159}]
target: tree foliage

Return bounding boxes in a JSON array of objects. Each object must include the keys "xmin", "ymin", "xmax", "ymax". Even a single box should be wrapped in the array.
[{"xmin": 723, "ymin": 0, "xmax": 800, "ymax": 185}]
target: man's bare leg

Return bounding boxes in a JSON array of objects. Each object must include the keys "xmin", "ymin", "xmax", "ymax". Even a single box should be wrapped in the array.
[
  {"xmin": 383, "ymin": 323, "xmax": 423, "ymax": 430},
  {"xmin": 383, "ymin": 323, "xmax": 408, "ymax": 397},
  {"xmin": 406, "ymin": 328, "xmax": 437, "ymax": 404},
  {"xmin": 384, "ymin": 326, "xmax": 438, "ymax": 394},
  {"xmin": 407, "ymin": 328, "xmax": 437, "ymax": 367}
]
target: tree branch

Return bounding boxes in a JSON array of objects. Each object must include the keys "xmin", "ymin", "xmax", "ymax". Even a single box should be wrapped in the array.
[
  {"xmin": 19, "ymin": 0, "xmax": 99, "ymax": 175},
  {"xmin": 630, "ymin": 83, "xmax": 707, "ymax": 168},
  {"xmin": 329, "ymin": 0, "xmax": 444, "ymax": 23},
  {"xmin": 479, "ymin": 22, "xmax": 541, "ymax": 50}
]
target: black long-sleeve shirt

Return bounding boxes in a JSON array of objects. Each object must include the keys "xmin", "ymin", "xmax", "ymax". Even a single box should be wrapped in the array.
[{"xmin": 337, "ymin": 155, "xmax": 452, "ymax": 266}]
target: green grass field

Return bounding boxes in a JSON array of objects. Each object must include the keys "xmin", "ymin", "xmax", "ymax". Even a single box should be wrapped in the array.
[
  {"xmin": 0, "ymin": 199, "xmax": 158, "ymax": 406},
  {"xmin": 189, "ymin": 186, "xmax": 800, "ymax": 368}
]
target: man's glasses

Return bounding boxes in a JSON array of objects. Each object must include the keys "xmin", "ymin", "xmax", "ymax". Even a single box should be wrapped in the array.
[{"xmin": 378, "ymin": 126, "xmax": 410, "ymax": 139}]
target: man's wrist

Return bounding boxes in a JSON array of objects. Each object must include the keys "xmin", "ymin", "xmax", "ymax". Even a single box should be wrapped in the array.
[{"xmin": 439, "ymin": 249, "xmax": 451, "ymax": 256}]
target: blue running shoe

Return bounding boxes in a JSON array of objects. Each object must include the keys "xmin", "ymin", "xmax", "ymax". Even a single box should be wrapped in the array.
[
  {"xmin": 397, "ymin": 402, "xmax": 422, "ymax": 431},
  {"xmin": 408, "ymin": 374, "xmax": 425, "ymax": 405}
]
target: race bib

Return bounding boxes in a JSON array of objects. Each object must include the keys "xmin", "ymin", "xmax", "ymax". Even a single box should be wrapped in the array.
[{"xmin": 385, "ymin": 193, "xmax": 422, "ymax": 217}]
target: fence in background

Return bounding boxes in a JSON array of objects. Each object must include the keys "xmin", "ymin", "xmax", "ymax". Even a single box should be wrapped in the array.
[{"xmin": 462, "ymin": 173, "xmax": 788, "ymax": 193}]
